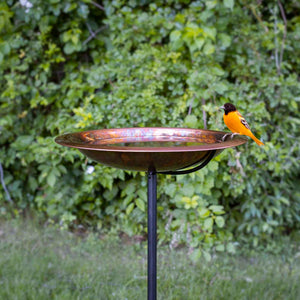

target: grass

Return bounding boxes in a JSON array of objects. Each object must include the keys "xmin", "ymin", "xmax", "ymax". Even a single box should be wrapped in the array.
[{"xmin": 0, "ymin": 219, "xmax": 299, "ymax": 300}]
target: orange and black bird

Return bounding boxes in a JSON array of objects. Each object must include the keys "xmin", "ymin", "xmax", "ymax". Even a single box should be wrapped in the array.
[{"xmin": 220, "ymin": 103, "xmax": 264, "ymax": 146}]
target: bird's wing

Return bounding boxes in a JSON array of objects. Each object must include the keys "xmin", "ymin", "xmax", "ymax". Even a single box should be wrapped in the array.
[{"xmin": 237, "ymin": 111, "xmax": 250, "ymax": 130}]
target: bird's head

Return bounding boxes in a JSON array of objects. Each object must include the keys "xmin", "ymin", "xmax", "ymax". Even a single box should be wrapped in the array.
[{"xmin": 220, "ymin": 103, "xmax": 237, "ymax": 115}]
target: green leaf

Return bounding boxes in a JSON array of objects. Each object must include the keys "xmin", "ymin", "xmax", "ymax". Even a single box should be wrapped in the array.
[
  {"xmin": 211, "ymin": 65, "xmax": 225, "ymax": 76},
  {"xmin": 208, "ymin": 161, "xmax": 218, "ymax": 171},
  {"xmin": 77, "ymin": 3, "xmax": 89, "ymax": 18},
  {"xmin": 170, "ymin": 30, "xmax": 181, "ymax": 42},
  {"xmin": 199, "ymin": 208, "xmax": 210, "ymax": 218},
  {"xmin": 64, "ymin": 3, "xmax": 77, "ymax": 13},
  {"xmin": 224, "ymin": 0, "xmax": 234, "ymax": 10},
  {"xmin": 203, "ymin": 42, "xmax": 215, "ymax": 55},
  {"xmin": 181, "ymin": 183, "xmax": 195, "ymax": 197},
  {"xmin": 214, "ymin": 210, "xmax": 225, "ymax": 216},
  {"xmin": 184, "ymin": 115, "xmax": 198, "ymax": 128},
  {"xmin": 216, "ymin": 244, "xmax": 225, "ymax": 252},
  {"xmin": 71, "ymin": 35, "xmax": 79, "ymax": 45},
  {"xmin": 209, "ymin": 205, "xmax": 224, "ymax": 212},
  {"xmin": 0, "ymin": 42, "xmax": 10, "ymax": 54},
  {"xmin": 215, "ymin": 216, "xmax": 225, "ymax": 228},
  {"xmin": 206, "ymin": 0, "xmax": 217, "ymax": 9},
  {"xmin": 227, "ymin": 242, "xmax": 236, "ymax": 254},
  {"xmin": 203, "ymin": 27, "xmax": 216, "ymax": 41},
  {"xmin": 202, "ymin": 250, "xmax": 212, "ymax": 262},
  {"xmin": 63, "ymin": 43, "xmax": 75, "ymax": 54},
  {"xmin": 82, "ymin": 203, "xmax": 95, "ymax": 211},
  {"xmin": 135, "ymin": 198, "xmax": 145, "ymax": 212},
  {"xmin": 105, "ymin": 206, "xmax": 114, "ymax": 215},
  {"xmin": 126, "ymin": 203, "xmax": 135, "ymax": 215},
  {"xmin": 190, "ymin": 248, "xmax": 202, "ymax": 263},
  {"xmin": 214, "ymin": 82, "xmax": 228, "ymax": 94},
  {"xmin": 123, "ymin": 195, "xmax": 134, "ymax": 207},
  {"xmin": 47, "ymin": 170, "xmax": 56, "ymax": 187},
  {"xmin": 165, "ymin": 183, "xmax": 177, "ymax": 197},
  {"xmin": 195, "ymin": 37, "xmax": 205, "ymax": 50},
  {"xmin": 28, "ymin": 177, "xmax": 38, "ymax": 191},
  {"xmin": 279, "ymin": 197, "xmax": 290, "ymax": 205},
  {"xmin": 12, "ymin": 135, "xmax": 34, "ymax": 150},
  {"xmin": 137, "ymin": 189, "xmax": 147, "ymax": 201},
  {"xmin": 219, "ymin": 33, "xmax": 231, "ymax": 48},
  {"xmin": 103, "ymin": 186, "xmax": 118, "ymax": 201},
  {"xmin": 204, "ymin": 217, "xmax": 214, "ymax": 230}
]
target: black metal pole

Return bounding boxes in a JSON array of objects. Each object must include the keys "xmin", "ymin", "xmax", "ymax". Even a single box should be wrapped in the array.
[
  {"xmin": 147, "ymin": 169, "xmax": 157, "ymax": 300},
  {"xmin": 146, "ymin": 150, "xmax": 216, "ymax": 299}
]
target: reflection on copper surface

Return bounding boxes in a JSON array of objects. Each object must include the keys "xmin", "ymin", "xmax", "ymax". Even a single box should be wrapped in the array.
[{"xmin": 55, "ymin": 127, "xmax": 247, "ymax": 171}]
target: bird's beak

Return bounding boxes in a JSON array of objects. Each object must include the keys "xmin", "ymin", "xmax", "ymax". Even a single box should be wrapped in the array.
[{"xmin": 219, "ymin": 106, "xmax": 225, "ymax": 110}]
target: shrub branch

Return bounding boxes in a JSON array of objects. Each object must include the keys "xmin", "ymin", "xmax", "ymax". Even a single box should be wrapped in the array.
[{"xmin": 0, "ymin": 162, "xmax": 13, "ymax": 204}]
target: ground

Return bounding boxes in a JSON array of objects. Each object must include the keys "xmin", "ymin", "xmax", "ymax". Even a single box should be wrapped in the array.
[{"xmin": 0, "ymin": 219, "xmax": 299, "ymax": 300}]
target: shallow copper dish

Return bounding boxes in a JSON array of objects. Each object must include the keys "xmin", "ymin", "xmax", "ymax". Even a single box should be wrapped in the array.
[{"xmin": 55, "ymin": 127, "xmax": 247, "ymax": 172}]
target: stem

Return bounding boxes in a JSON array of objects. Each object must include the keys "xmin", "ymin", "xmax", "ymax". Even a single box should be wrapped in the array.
[
  {"xmin": 202, "ymin": 98, "xmax": 207, "ymax": 129},
  {"xmin": 278, "ymin": 0, "xmax": 287, "ymax": 69},
  {"xmin": 0, "ymin": 162, "xmax": 13, "ymax": 204}
]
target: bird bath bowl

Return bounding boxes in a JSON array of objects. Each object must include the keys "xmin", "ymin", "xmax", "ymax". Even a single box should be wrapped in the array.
[
  {"xmin": 55, "ymin": 127, "xmax": 247, "ymax": 300},
  {"xmin": 55, "ymin": 127, "xmax": 247, "ymax": 172}
]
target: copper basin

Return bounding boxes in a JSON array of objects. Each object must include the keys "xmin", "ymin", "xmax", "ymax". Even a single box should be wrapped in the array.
[{"xmin": 55, "ymin": 127, "xmax": 247, "ymax": 172}]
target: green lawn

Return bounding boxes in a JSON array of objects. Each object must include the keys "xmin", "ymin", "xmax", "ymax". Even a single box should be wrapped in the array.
[{"xmin": 0, "ymin": 219, "xmax": 299, "ymax": 300}]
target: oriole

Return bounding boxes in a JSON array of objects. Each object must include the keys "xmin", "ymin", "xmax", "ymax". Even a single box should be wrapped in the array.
[{"xmin": 220, "ymin": 103, "xmax": 264, "ymax": 146}]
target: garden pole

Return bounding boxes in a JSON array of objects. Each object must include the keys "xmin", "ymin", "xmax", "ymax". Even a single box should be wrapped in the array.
[{"xmin": 147, "ymin": 168, "xmax": 157, "ymax": 300}]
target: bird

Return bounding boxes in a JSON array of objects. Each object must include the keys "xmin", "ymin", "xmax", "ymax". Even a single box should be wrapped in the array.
[{"xmin": 220, "ymin": 103, "xmax": 264, "ymax": 146}]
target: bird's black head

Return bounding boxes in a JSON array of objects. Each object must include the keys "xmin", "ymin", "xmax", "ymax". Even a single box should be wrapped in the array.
[{"xmin": 220, "ymin": 103, "xmax": 237, "ymax": 115}]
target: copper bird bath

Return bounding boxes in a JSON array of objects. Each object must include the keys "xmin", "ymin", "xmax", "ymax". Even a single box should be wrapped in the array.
[{"xmin": 55, "ymin": 127, "xmax": 247, "ymax": 300}]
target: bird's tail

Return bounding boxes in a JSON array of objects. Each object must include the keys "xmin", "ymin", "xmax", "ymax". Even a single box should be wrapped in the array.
[{"xmin": 250, "ymin": 134, "xmax": 264, "ymax": 146}]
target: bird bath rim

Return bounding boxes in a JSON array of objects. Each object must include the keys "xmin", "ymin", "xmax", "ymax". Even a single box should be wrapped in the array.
[{"xmin": 55, "ymin": 127, "xmax": 247, "ymax": 153}]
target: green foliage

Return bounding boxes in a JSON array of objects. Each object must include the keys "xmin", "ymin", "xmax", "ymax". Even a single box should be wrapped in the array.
[{"xmin": 0, "ymin": 0, "xmax": 300, "ymax": 254}]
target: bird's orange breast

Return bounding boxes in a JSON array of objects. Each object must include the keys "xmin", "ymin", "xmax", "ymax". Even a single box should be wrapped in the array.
[{"xmin": 223, "ymin": 111, "xmax": 250, "ymax": 135}]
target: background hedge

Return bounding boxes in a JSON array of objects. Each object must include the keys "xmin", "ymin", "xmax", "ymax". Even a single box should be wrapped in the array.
[{"xmin": 0, "ymin": 0, "xmax": 299, "ymax": 257}]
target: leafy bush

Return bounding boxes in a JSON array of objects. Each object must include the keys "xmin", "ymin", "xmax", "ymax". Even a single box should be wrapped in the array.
[{"xmin": 0, "ymin": 0, "xmax": 299, "ymax": 255}]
